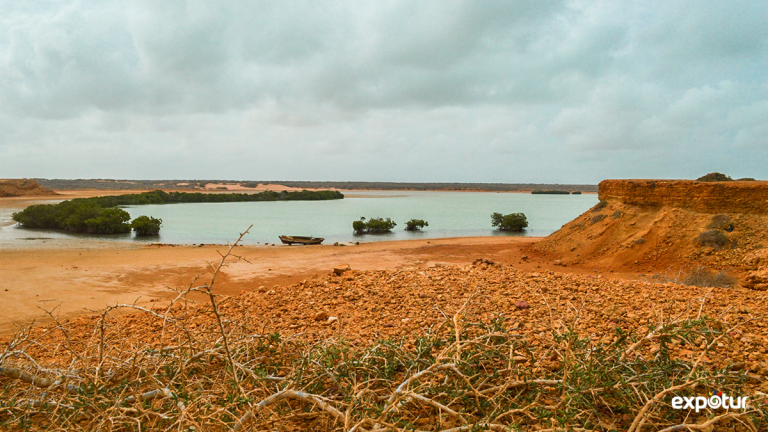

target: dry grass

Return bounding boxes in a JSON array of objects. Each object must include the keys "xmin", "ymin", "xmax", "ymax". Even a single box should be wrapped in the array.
[
  {"xmin": 696, "ymin": 230, "xmax": 731, "ymax": 250},
  {"xmin": 1, "ymin": 231, "xmax": 766, "ymax": 431}
]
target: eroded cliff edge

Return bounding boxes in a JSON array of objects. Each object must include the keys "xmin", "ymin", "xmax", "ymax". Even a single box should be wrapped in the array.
[
  {"xmin": 536, "ymin": 179, "xmax": 768, "ymax": 290},
  {"xmin": 599, "ymin": 179, "xmax": 768, "ymax": 214}
]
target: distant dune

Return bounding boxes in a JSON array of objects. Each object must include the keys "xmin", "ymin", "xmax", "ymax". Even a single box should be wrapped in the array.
[
  {"xmin": 0, "ymin": 178, "xmax": 58, "ymax": 197},
  {"xmin": 35, "ymin": 178, "xmax": 599, "ymax": 193}
]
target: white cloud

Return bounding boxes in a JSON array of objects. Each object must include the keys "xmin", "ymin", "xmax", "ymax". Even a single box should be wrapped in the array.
[{"xmin": 0, "ymin": 0, "xmax": 766, "ymax": 182}]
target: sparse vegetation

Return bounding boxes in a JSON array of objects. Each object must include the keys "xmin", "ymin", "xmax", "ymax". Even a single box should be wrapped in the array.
[
  {"xmin": 590, "ymin": 213, "xmax": 607, "ymax": 224},
  {"xmin": 1, "ymin": 230, "xmax": 765, "ymax": 431},
  {"xmin": 611, "ymin": 210, "xmax": 622, "ymax": 219},
  {"xmin": 571, "ymin": 191, "xmax": 582, "ymax": 194},
  {"xmin": 592, "ymin": 200, "xmax": 608, "ymax": 212},
  {"xmin": 634, "ymin": 238, "xmax": 646, "ymax": 245},
  {"xmin": 404, "ymin": 219, "xmax": 429, "ymax": 231},
  {"xmin": 491, "ymin": 212, "xmax": 528, "ymax": 231},
  {"xmin": 0, "ymin": 295, "xmax": 760, "ymax": 431},
  {"xmin": 353, "ymin": 217, "xmax": 397, "ymax": 234},
  {"xmin": 697, "ymin": 172, "xmax": 733, "ymax": 182},
  {"xmin": 668, "ymin": 266, "xmax": 737, "ymax": 288},
  {"xmin": 696, "ymin": 230, "xmax": 731, "ymax": 250},
  {"xmin": 707, "ymin": 214, "xmax": 734, "ymax": 231},
  {"xmin": 737, "ymin": 177, "xmax": 756, "ymax": 181},
  {"xmin": 130, "ymin": 215, "xmax": 163, "ymax": 236}
]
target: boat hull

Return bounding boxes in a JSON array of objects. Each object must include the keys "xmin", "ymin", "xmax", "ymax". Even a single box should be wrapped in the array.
[{"xmin": 279, "ymin": 235, "xmax": 324, "ymax": 245}]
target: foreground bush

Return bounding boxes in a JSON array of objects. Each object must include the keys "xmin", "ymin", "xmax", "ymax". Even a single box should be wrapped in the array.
[
  {"xmin": 491, "ymin": 212, "xmax": 528, "ymax": 231},
  {"xmin": 353, "ymin": 217, "xmax": 397, "ymax": 234},
  {"xmin": 0, "ymin": 233, "xmax": 764, "ymax": 431},
  {"xmin": 130, "ymin": 215, "xmax": 163, "ymax": 236},
  {"xmin": 404, "ymin": 219, "xmax": 429, "ymax": 231},
  {"xmin": 0, "ymin": 309, "xmax": 761, "ymax": 431}
]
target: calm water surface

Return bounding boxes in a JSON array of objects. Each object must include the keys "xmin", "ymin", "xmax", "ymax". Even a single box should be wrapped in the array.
[{"xmin": 1, "ymin": 191, "xmax": 597, "ymax": 247}]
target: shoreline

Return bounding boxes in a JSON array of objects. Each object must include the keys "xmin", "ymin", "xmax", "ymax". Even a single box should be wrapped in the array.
[{"xmin": 0, "ymin": 234, "xmax": 645, "ymax": 335}]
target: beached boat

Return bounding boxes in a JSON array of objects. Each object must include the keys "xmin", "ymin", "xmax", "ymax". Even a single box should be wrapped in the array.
[{"xmin": 279, "ymin": 235, "xmax": 324, "ymax": 245}]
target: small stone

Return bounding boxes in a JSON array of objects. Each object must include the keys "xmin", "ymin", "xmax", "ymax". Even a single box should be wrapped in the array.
[
  {"xmin": 333, "ymin": 264, "xmax": 351, "ymax": 275},
  {"xmin": 514, "ymin": 300, "xmax": 530, "ymax": 310},
  {"xmin": 553, "ymin": 259, "xmax": 562, "ymax": 266},
  {"xmin": 327, "ymin": 316, "xmax": 338, "ymax": 324},
  {"xmin": 313, "ymin": 311, "xmax": 329, "ymax": 321}
]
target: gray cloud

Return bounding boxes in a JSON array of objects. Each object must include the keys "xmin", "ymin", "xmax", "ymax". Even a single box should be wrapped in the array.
[{"xmin": 0, "ymin": 0, "xmax": 766, "ymax": 182}]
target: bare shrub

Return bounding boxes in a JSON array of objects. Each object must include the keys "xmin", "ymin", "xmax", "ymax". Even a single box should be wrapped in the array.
[
  {"xmin": 696, "ymin": 230, "xmax": 730, "ymax": 249},
  {"xmin": 592, "ymin": 200, "xmax": 608, "ymax": 212},
  {"xmin": 590, "ymin": 214, "xmax": 606, "ymax": 224},
  {"xmin": 707, "ymin": 214, "xmax": 733, "ymax": 230},
  {"xmin": 667, "ymin": 266, "xmax": 737, "ymax": 288},
  {"xmin": 611, "ymin": 210, "xmax": 622, "ymax": 219}
]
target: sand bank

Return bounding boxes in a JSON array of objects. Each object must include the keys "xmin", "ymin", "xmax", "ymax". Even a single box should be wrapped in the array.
[{"xmin": 0, "ymin": 234, "xmax": 645, "ymax": 335}]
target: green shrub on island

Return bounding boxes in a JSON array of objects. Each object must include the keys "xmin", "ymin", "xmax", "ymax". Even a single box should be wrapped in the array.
[
  {"xmin": 12, "ymin": 202, "xmax": 132, "ymax": 234},
  {"xmin": 404, "ymin": 219, "xmax": 429, "ymax": 231},
  {"xmin": 131, "ymin": 215, "xmax": 163, "ymax": 236},
  {"xmin": 531, "ymin": 190, "xmax": 570, "ymax": 194},
  {"xmin": 12, "ymin": 189, "xmax": 344, "ymax": 236},
  {"xmin": 491, "ymin": 212, "xmax": 528, "ymax": 232},
  {"xmin": 571, "ymin": 191, "xmax": 582, "ymax": 194},
  {"xmin": 696, "ymin": 172, "xmax": 733, "ymax": 182},
  {"xmin": 353, "ymin": 217, "xmax": 397, "ymax": 234}
]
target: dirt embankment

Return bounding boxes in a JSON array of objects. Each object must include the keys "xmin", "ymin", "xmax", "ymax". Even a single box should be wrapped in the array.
[
  {"xmin": 0, "ymin": 179, "xmax": 57, "ymax": 197},
  {"xmin": 599, "ymin": 179, "xmax": 768, "ymax": 213},
  {"xmin": 534, "ymin": 179, "xmax": 768, "ymax": 288}
]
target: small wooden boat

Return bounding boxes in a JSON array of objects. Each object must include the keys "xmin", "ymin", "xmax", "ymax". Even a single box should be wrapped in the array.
[{"xmin": 279, "ymin": 235, "xmax": 324, "ymax": 245}]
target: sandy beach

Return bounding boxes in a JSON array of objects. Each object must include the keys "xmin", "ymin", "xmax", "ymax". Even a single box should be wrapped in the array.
[{"xmin": 1, "ymin": 236, "xmax": 560, "ymax": 334}]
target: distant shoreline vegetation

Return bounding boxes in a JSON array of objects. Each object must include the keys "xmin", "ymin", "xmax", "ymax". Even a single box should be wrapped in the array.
[
  {"xmin": 12, "ymin": 189, "xmax": 344, "ymax": 235},
  {"xmin": 531, "ymin": 190, "xmax": 570, "ymax": 195}
]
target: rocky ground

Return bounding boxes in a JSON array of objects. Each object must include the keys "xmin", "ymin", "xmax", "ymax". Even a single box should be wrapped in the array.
[{"xmin": 2, "ymin": 259, "xmax": 767, "ymax": 430}]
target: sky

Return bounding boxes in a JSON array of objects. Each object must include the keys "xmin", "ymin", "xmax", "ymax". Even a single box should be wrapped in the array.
[{"xmin": 1, "ymin": 1, "xmax": 766, "ymax": 183}]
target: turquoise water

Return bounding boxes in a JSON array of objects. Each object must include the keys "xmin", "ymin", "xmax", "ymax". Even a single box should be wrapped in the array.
[{"xmin": 0, "ymin": 191, "xmax": 597, "ymax": 247}]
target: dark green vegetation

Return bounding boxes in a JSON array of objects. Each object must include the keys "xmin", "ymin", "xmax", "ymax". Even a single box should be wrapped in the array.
[
  {"xmin": 130, "ymin": 216, "xmax": 163, "ymax": 236},
  {"xmin": 491, "ymin": 212, "xmax": 528, "ymax": 231},
  {"xmin": 571, "ymin": 191, "xmax": 582, "ymax": 194},
  {"xmin": 12, "ymin": 202, "xmax": 133, "ymax": 234},
  {"xmin": 13, "ymin": 189, "xmax": 343, "ymax": 236},
  {"xmin": 353, "ymin": 217, "xmax": 397, "ymax": 234},
  {"xmin": 531, "ymin": 190, "xmax": 570, "ymax": 194},
  {"xmin": 404, "ymin": 219, "xmax": 429, "ymax": 231},
  {"xmin": 696, "ymin": 172, "xmax": 733, "ymax": 182}
]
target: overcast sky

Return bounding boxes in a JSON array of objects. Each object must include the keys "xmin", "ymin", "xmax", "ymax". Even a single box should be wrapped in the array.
[{"xmin": 1, "ymin": 1, "xmax": 766, "ymax": 183}]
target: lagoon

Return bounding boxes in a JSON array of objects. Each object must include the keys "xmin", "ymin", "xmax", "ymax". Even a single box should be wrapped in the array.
[{"xmin": 1, "ymin": 191, "xmax": 598, "ymax": 247}]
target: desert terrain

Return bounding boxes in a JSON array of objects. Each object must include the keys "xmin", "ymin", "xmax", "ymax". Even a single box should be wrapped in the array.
[{"xmin": 1, "ymin": 179, "xmax": 767, "ymax": 431}]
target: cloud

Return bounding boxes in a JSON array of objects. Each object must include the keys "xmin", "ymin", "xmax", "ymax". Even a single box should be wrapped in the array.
[{"xmin": 0, "ymin": 0, "xmax": 766, "ymax": 182}]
